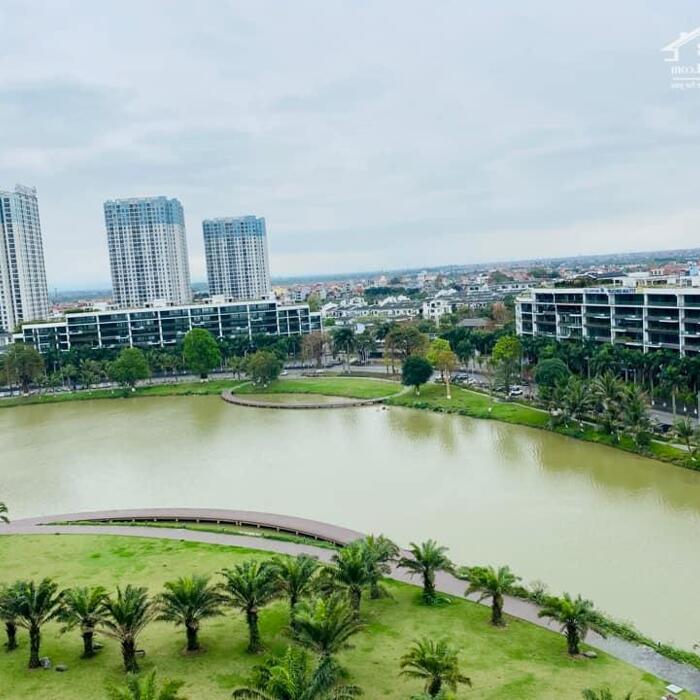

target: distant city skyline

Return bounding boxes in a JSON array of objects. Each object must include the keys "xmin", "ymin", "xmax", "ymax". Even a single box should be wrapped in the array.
[{"xmin": 3, "ymin": 2, "xmax": 700, "ymax": 288}]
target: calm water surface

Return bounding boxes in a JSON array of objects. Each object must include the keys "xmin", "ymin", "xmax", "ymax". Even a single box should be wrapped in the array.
[{"xmin": 1, "ymin": 396, "xmax": 699, "ymax": 647}]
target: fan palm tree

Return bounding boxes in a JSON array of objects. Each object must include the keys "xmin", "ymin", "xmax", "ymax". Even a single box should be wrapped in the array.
[
  {"xmin": 106, "ymin": 671, "xmax": 187, "ymax": 700},
  {"xmin": 581, "ymin": 689, "xmax": 637, "ymax": 700},
  {"xmin": 399, "ymin": 637, "xmax": 471, "ymax": 697},
  {"xmin": 58, "ymin": 585, "xmax": 108, "ymax": 658},
  {"xmin": 157, "ymin": 575, "xmax": 225, "ymax": 652},
  {"xmin": 465, "ymin": 565, "xmax": 520, "ymax": 627},
  {"xmin": 358, "ymin": 535, "xmax": 399, "ymax": 600},
  {"xmin": 398, "ymin": 540, "xmax": 454, "ymax": 605},
  {"xmin": 538, "ymin": 593, "xmax": 605, "ymax": 656},
  {"xmin": 0, "ymin": 501, "xmax": 8, "ymax": 524},
  {"xmin": 294, "ymin": 595, "xmax": 363, "ymax": 663},
  {"xmin": 0, "ymin": 583, "xmax": 20, "ymax": 651},
  {"xmin": 327, "ymin": 543, "xmax": 372, "ymax": 619},
  {"xmin": 270, "ymin": 555, "xmax": 320, "ymax": 634},
  {"xmin": 221, "ymin": 560, "xmax": 279, "ymax": 653},
  {"xmin": 231, "ymin": 645, "xmax": 362, "ymax": 699},
  {"xmin": 331, "ymin": 327, "xmax": 356, "ymax": 373},
  {"xmin": 102, "ymin": 585, "xmax": 155, "ymax": 672},
  {"xmin": 13, "ymin": 578, "xmax": 63, "ymax": 668}
]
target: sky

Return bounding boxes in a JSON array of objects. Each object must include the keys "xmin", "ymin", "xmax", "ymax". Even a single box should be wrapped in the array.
[{"xmin": 2, "ymin": 1, "xmax": 700, "ymax": 288}]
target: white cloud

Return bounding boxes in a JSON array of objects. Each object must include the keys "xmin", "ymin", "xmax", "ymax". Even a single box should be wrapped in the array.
[{"xmin": 1, "ymin": 0, "xmax": 699, "ymax": 287}]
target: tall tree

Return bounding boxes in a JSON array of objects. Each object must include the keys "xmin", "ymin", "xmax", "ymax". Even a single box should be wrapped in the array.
[
  {"xmin": 13, "ymin": 578, "xmax": 63, "ymax": 668},
  {"xmin": 464, "ymin": 565, "xmax": 520, "ymax": 627},
  {"xmin": 102, "ymin": 585, "xmax": 155, "ymax": 672},
  {"xmin": 221, "ymin": 561, "xmax": 279, "ymax": 653},
  {"xmin": 231, "ymin": 645, "xmax": 362, "ymax": 699},
  {"xmin": 538, "ymin": 593, "xmax": 605, "ymax": 656},
  {"xmin": 183, "ymin": 328, "xmax": 222, "ymax": 379},
  {"xmin": 332, "ymin": 327, "xmax": 356, "ymax": 373},
  {"xmin": 398, "ymin": 541, "xmax": 453, "ymax": 605},
  {"xmin": 0, "ymin": 501, "xmax": 8, "ymax": 524},
  {"xmin": 399, "ymin": 637, "xmax": 471, "ymax": 697},
  {"xmin": 270, "ymin": 555, "xmax": 320, "ymax": 634},
  {"xmin": 58, "ymin": 586, "xmax": 108, "ymax": 658},
  {"xmin": 2, "ymin": 343, "xmax": 44, "ymax": 393},
  {"xmin": 581, "ymin": 689, "xmax": 638, "ymax": 700},
  {"xmin": 401, "ymin": 356, "xmax": 433, "ymax": 395},
  {"xmin": 301, "ymin": 332, "xmax": 327, "ymax": 368},
  {"xmin": 491, "ymin": 335, "xmax": 522, "ymax": 391},
  {"xmin": 106, "ymin": 671, "xmax": 187, "ymax": 700},
  {"xmin": 108, "ymin": 348, "xmax": 150, "ymax": 391},
  {"xmin": 157, "ymin": 575, "xmax": 224, "ymax": 652}
]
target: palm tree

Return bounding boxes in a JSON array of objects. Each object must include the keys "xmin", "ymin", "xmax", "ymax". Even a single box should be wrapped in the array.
[
  {"xmin": 332, "ymin": 327, "xmax": 356, "ymax": 373},
  {"xmin": 562, "ymin": 377, "xmax": 592, "ymax": 430},
  {"xmin": 0, "ymin": 583, "xmax": 20, "ymax": 651},
  {"xmin": 465, "ymin": 565, "xmax": 520, "ymax": 626},
  {"xmin": 327, "ymin": 543, "xmax": 371, "ymax": 619},
  {"xmin": 399, "ymin": 637, "xmax": 471, "ymax": 697},
  {"xmin": 538, "ymin": 593, "xmax": 605, "ymax": 656},
  {"xmin": 157, "ymin": 575, "xmax": 225, "ymax": 652},
  {"xmin": 270, "ymin": 555, "xmax": 319, "ymax": 634},
  {"xmin": 221, "ymin": 560, "xmax": 279, "ymax": 653},
  {"xmin": 13, "ymin": 578, "xmax": 63, "ymax": 668},
  {"xmin": 674, "ymin": 417, "xmax": 699, "ymax": 460},
  {"xmin": 231, "ymin": 645, "xmax": 362, "ymax": 699},
  {"xmin": 106, "ymin": 671, "xmax": 186, "ymax": 700},
  {"xmin": 294, "ymin": 595, "xmax": 363, "ymax": 663},
  {"xmin": 358, "ymin": 535, "xmax": 399, "ymax": 600},
  {"xmin": 0, "ymin": 501, "xmax": 8, "ymax": 524},
  {"xmin": 593, "ymin": 372, "xmax": 623, "ymax": 438},
  {"xmin": 581, "ymin": 689, "xmax": 637, "ymax": 700},
  {"xmin": 621, "ymin": 385, "xmax": 652, "ymax": 449},
  {"xmin": 102, "ymin": 585, "xmax": 155, "ymax": 672},
  {"xmin": 398, "ymin": 540, "xmax": 454, "ymax": 605},
  {"xmin": 58, "ymin": 585, "xmax": 108, "ymax": 658}
]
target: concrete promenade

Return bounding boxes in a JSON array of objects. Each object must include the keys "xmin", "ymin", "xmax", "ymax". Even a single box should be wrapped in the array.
[{"xmin": 1, "ymin": 507, "xmax": 698, "ymax": 693}]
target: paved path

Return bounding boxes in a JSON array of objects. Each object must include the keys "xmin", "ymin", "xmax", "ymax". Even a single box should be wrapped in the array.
[{"xmin": 2, "ymin": 507, "xmax": 698, "ymax": 694}]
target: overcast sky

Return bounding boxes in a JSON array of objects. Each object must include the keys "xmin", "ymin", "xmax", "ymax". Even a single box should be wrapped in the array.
[{"xmin": 2, "ymin": 1, "xmax": 700, "ymax": 288}]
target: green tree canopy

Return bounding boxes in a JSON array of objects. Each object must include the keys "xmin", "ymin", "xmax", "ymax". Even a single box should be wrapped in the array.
[
  {"xmin": 182, "ymin": 328, "xmax": 222, "ymax": 379},
  {"xmin": 402, "ymin": 356, "xmax": 433, "ymax": 395},
  {"xmin": 244, "ymin": 350, "xmax": 283, "ymax": 387},
  {"xmin": 108, "ymin": 348, "xmax": 150, "ymax": 390},
  {"xmin": 2, "ymin": 343, "xmax": 44, "ymax": 392},
  {"xmin": 534, "ymin": 358, "xmax": 571, "ymax": 391}
]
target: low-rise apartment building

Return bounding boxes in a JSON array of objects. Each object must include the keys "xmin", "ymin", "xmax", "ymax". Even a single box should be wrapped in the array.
[
  {"xmin": 18, "ymin": 299, "xmax": 322, "ymax": 353},
  {"xmin": 515, "ymin": 286, "xmax": 700, "ymax": 356}
]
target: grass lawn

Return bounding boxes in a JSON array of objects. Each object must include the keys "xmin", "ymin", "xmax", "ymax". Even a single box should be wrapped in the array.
[
  {"xmin": 0, "ymin": 379, "xmax": 244, "ymax": 409},
  {"xmin": 234, "ymin": 376, "xmax": 402, "ymax": 400},
  {"xmin": 0, "ymin": 535, "xmax": 680, "ymax": 700}
]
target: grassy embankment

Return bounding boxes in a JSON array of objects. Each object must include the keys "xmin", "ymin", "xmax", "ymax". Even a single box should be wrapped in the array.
[
  {"xmin": 232, "ymin": 376, "xmax": 401, "ymax": 400},
  {"xmin": 0, "ymin": 535, "xmax": 679, "ymax": 700},
  {"xmin": 0, "ymin": 378, "xmax": 244, "ymax": 409}
]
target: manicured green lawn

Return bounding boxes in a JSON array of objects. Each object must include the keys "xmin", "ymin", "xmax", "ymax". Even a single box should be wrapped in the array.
[
  {"xmin": 387, "ymin": 383, "xmax": 551, "ymax": 427},
  {"xmin": 0, "ymin": 535, "xmax": 679, "ymax": 700},
  {"xmin": 0, "ymin": 379, "xmax": 244, "ymax": 409},
  {"xmin": 234, "ymin": 376, "xmax": 402, "ymax": 400}
]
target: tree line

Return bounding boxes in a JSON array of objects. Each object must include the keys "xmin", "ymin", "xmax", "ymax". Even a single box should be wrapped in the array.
[{"xmin": 0, "ymin": 533, "xmax": 619, "ymax": 699}]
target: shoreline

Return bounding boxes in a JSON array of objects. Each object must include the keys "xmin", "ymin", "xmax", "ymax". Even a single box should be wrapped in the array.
[{"xmin": 0, "ymin": 375, "xmax": 694, "ymax": 470}]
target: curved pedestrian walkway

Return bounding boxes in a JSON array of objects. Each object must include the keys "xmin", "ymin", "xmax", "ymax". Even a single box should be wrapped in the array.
[
  {"xmin": 1, "ymin": 507, "xmax": 698, "ymax": 693},
  {"xmin": 221, "ymin": 378, "xmax": 408, "ymax": 410}
]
